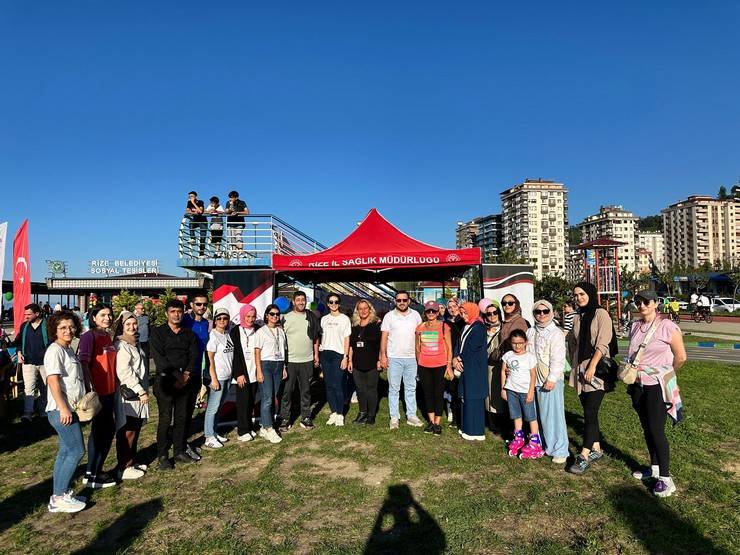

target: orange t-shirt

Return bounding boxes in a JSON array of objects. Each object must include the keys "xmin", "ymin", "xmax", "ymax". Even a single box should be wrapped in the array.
[
  {"xmin": 78, "ymin": 331, "xmax": 117, "ymax": 396},
  {"xmin": 416, "ymin": 322, "xmax": 449, "ymax": 368}
]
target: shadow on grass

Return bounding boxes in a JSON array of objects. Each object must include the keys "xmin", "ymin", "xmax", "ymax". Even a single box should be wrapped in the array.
[
  {"xmin": 609, "ymin": 485, "xmax": 730, "ymax": 554},
  {"xmin": 565, "ymin": 409, "xmax": 641, "ymax": 470},
  {"xmin": 71, "ymin": 498, "xmax": 163, "ymax": 554},
  {"xmin": 364, "ymin": 484, "xmax": 445, "ymax": 555},
  {"xmin": 0, "ymin": 416, "xmax": 55, "ymax": 455}
]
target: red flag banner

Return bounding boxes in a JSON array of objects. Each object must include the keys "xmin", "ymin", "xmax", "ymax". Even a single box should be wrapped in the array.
[{"xmin": 13, "ymin": 220, "xmax": 31, "ymax": 335}]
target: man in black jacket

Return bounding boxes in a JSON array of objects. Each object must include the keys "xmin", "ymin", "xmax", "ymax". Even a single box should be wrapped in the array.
[
  {"xmin": 13, "ymin": 303, "xmax": 51, "ymax": 421},
  {"xmin": 150, "ymin": 299, "xmax": 199, "ymax": 469},
  {"xmin": 279, "ymin": 291, "xmax": 320, "ymax": 431}
]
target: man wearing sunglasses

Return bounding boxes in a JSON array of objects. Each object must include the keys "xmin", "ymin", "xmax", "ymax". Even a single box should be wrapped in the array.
[
  {"xmin": 181, "ymin": 291, "xmax": 212, "ymax": 461},
  {"xmin": 380, "ymin": 291, "xmax": 423, "ymax": 429}
]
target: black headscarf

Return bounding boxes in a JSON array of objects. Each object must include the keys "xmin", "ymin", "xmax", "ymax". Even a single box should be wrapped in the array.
[{"xmin": 575, "ymin": 282, "xmax": 603, "ymax": 363}]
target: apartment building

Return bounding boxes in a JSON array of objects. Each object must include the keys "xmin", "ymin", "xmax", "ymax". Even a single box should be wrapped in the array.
[
  {"xmin": 636, "ymin": 230, "xmax": 664, "ymax": 273},
  {"xmin": 577, "ymin": 205, "xmax": 638, "ymax": 272},
  {"xmin": 455, "ymin": 214, "xmax": 503, "ymax": 262},
  {"xmin": 662, "ymin": 196, "xmax": 739, "ymax": 268},
  {"xmin": 500, "ymin": 179, "xmax": 568, "ymax": 279}
]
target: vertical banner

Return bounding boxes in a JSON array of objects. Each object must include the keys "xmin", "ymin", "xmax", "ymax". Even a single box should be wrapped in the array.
[
  {"xmin": 13, "ymin": 220, "xmax": 31, "ymax": 334},
  {"xmin": 0, "ymin": 222, "xmax": 7, "ymax": 308},
  {"xmin": 482, "ymin": 264, "xmax": 535, "ymax": 326}
]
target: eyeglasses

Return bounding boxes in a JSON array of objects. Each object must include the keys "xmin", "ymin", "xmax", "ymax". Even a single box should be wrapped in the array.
[
  {"xmin": 534, "ymin": 309, "xmax": 551, "ymax": 315},
  {"xmin": 425, "ymin": 309, "xmax": 438, "ymax": 314},
  {"xmin": 501, "ymin": 301, "xmax": 516, "ymax": 307},
  {"xmin": 267, "ymin": 312, "xmax": 280, "ymax": 317},
  {"xmin": 510, "ymin": 341, "xmax": 526, "ymax": 346},
  {"xmin": 327, "ymin": 300, "xmax": 340, "ymax": 305},
  {"xmin": 194, "ymin": 302, "xmax": 207, "ymax": 307},
  {"xmin": 395, "ymin": 298, "xmax": 409, "ymax": 303},
  {"xmin": 634, "ymin": 299, "xmax": 653, "ymax": 307},
  {"xmin": 485, "ymin": 311, "xmax": 499, "ymax": 317}
]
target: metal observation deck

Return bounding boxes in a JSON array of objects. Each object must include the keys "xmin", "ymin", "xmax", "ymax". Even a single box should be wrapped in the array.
[{"xmin": 177, "ymin": 214, "xmax": 397, "ymax": 302}]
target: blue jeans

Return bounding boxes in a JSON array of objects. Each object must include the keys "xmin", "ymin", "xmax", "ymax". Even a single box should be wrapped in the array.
[
  {"xmin": 259, "ymin": 361, "xmax": 283, "ymax": 429},
  {"xmin": 506, "ymin": 389, "xmax": 537, "ymax": 422},
  {"xmin": 536, "ymin": 380, "xmax": 569, "ymax": 458},
  {"xmin": 321, "ymin": 351, "xmax": 348, "ymax": 414},
  {"xmin": 204, "ymin": 379, "xmax": 231, "ymax": 438},
  {"xmin": 48, "ymin": 410, "xmax": 85, "ymax": 496},
  {"xmin": 387, "ymin": 358, "xmax": 418, "ymax": 420}
]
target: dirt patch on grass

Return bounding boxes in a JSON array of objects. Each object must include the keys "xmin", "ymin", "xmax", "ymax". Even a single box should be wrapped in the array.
[{"xmin": 284, "ymin": 454, "xmax": 391, "ymax": 487}]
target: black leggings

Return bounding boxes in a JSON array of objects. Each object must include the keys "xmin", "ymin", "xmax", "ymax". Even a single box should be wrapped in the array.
[
  {"xmin": 579, "ymin": 390, "xmax": 606, "ymax": 450},
  {"xmin": 419, "ymin": 365, "xmax": 446, "ymax": 418},
  {"xmin": 631, "ymin": 384, "xmax": 670, "ymax": 476},
  {"xmin": 353, "ymin": 369, "xmax": 379, "ymax": 416},
  {"xmin": 236, "ymin": 381, "xmax": 257, "ymax": 437},
  {"xmin": 86, "ymin": 393, "xmax": 116, "ymax": 478}
]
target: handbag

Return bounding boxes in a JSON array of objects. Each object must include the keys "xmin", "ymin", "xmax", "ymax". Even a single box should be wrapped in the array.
[
  {"xmin": 119, "ymin": 384, "xmax": 140, "ymax": 401},
  {"xmin": 75, "ymin": 391, "xmax": 102, "ymax": 422},
  {"xmin": 618, "ymin": 319, "xmax": 660, "ymax": 385}
]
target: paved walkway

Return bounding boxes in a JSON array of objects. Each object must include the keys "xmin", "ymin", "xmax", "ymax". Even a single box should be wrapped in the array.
[{"xmin": 679, "ymin": 320, "xmax": 740, "ymax": 342}]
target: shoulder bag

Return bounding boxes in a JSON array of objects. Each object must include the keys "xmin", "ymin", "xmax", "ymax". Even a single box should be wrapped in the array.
[{"xmin": 617, "ymin": 319, "xmax": 659, "ymax": 385}]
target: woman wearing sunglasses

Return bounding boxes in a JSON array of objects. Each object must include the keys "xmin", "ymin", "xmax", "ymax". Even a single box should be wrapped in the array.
[
  {"xmin": 626, "ymin": 290, "xmax": 686, "ymax": 497},
  {"xmin": 483, "ymin": 301, "xmax": 507, "ymax": 434},
  {"xmin": 443, "ymin": 298, "xmax": 465, "ymax": 427},
  {"xmin": 320, "ymin": 294, "xmax": 352, "ymax": 427},
  {"xmin": 566, "ymin": 282, "xmax": 618, "ymax": 475},
  {"xmin": 415, "ymin": 301, "xmax": 453, "ymax": 435},
  {"xmin": 500, "ymin": 294, "xmax": 530, "ymax": 354},
  {"xmin": 203, "ymin": 308, "xmax": 234, "ymax": 449},
  {"xmin": 526, "ymin": 300, "xmax": 569, "ymax": 464},
  {"xmin": 254, "ymin": 304, "xmax": 287, "ymax": 444}
]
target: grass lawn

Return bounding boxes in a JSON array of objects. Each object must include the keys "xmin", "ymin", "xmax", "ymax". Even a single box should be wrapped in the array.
[{"xmin": 0, "ymin": 361, "xmax": 738, "ymax": 554}]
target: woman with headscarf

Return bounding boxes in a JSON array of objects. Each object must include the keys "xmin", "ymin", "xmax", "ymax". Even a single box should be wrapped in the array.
[
  {"xmin": 483, "ymin": 300, "xmax": 507, "ymax": 434},
  {"xmin": 443, "ymin": 298, "xmax": 465, "ymax": 427},
  {"xmin": 453, "ymin": 302, "xmax": 488, "ymax": 441},
  {"xmin": 500, "ymin": 294, "xmax": 530, "ymax": 354},
  {"xmin": 526, "ymin": 300, "xmax": 569, "ymax": 465},
  {"xmin": 229, "ymin": 304, "xmax": 260, "ymax": 442},
  {"xmin": 567, "ymin": 282, "xmax": 618, "ymax": 475},
  {"xmin": 113, "ymin": 311, "xmax": 149, "ymax": 480}
]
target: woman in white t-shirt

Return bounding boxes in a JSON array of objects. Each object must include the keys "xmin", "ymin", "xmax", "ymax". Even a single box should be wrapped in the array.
[
  {"xmin": 44, "ymin": 311, "xmax": 87, "ymax": 514},
  {"xmin": 204, "ymin": 308, "xmax": 235, "ymax": 448},
  {"xmin": 254, "ymin": 303, "xmax": 287, "ymax": 444},
  {"xmin": 319, "ymin": 293, "xmax": 352, "ymax": 427}
]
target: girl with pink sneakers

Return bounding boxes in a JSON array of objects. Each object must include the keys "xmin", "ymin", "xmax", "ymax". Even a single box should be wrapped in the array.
[{"xmin": 501, "ymin": 330, "xmax": 544, "ymax": 459}]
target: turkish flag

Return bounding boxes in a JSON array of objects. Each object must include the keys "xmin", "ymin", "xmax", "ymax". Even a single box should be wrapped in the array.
[{"xmin": 13, "ymin": 220, "xmax": 31, "ymax": 335}]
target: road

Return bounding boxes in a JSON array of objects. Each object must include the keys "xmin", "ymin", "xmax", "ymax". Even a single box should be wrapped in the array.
[{"xmin": 683, "ymin": 345, "xmax": 740, "ymax": 365}]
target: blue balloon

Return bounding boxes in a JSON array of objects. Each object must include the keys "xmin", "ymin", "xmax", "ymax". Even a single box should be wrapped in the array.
[
  {"xmin": 317, "ymin": 302, "xmax": 326, "ymax": 314},
  {"xmin": 274, "ymin": 296, "xmax": 291, "ymax": 313}
]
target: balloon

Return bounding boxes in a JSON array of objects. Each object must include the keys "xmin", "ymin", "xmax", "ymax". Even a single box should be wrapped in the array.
[
  {"xmin": 478, "ymin": 298, "xmax": 494, "ymax": 312},
  {"xmin": 309, "ymin": 301, "xmax": 318, "ymax": 310},
  {"xmin": 3, "ymin": 292, "xmax": 12, "ymax": 301},
  {"xmin": 274, "ymin": 296, "xmax": 291, "ymax": 313},
  {"xmin": 436, "ymin": 298, "xmax": 446, "ymax": 305},
  {"xmin": 317, "ymin": 302, "xmax": 326, "ymax": 314}
]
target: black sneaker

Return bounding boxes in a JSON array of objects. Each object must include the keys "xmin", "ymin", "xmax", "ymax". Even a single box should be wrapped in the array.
[
  {"xmin": 433, "ymin": 424, "xmax": 442, "ymax": 436},
  {"xmin": 423, "ymin": 423, "xmax": 435, "ymax": 434},
  {"xmin": 185, "ymin": 445, "xmax": 202, "ymax": 461},
  {"xmin": 299, "ymin": 417, "xmax": 315, "ymax": 430},
  {"xmin": 278, "ymin": 422, "xmax": 291, "ymax": 434},
  {"xmin": 174, "ymin": 453, "xmax": 194, "ymax": 465},
  {"xmin": 567, "ymin": 455, "xmax": 591, "ymax": 475},
  {"xmin": 353, "ymin": 412, "xmax": 368, "ymax": 425},
  {"xmin": 365, "ymin": 415, "xmax": 376, "ymax": 425},
  {"xmin": 88, "ymin": 473, "xmax": 117, "ymax": 489},
  {"xmin": 159, "ymin": 456, "xmax": 173, "ymax": 470}
]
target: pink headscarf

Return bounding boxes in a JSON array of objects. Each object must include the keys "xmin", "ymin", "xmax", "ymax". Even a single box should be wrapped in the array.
[{"xmin": 239, "ymin": 303, "xmax": 257, "ymax": 328}]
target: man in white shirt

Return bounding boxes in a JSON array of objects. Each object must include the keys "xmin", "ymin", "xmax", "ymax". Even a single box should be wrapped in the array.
[{"xmin": 380, "ymin": 291, "xmax": 423, "ymax": 429}]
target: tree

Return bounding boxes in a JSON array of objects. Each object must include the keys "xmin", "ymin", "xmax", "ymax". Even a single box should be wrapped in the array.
[
  {"xmin": 112, "ymin": 290, "xmax": 142, "ymax": 318},
  {"xmin": 147, "ymin": 287, "xmax": 178, "ymax": 326},
  {"xmin": 534, "ymin": 274, "xmax": 576, "ymax": 308},
  {"xmin": 638, "ymin": 215, "xmax": 663, "ymax": 232},
  {"xmin": 727, "ymin": 268, "xmax": 740, "ymax": 303},
  {"xmin": 620, "ymin": 270, "xmax": 649, "ymax": 300},
  {"xmin": 496, "ymin": 248, "xmax": 527, "ymax": 264},
  {"xmin": 718, "ymin": 185, "xmax": 729, "ymax": 200},
  {"xmin": 568, "ymin": 226, "xmax": 582, "ymax": 246}
]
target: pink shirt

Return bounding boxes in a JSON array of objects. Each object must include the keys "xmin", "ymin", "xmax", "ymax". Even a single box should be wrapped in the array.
[{"xmin": 627, "ymin": 317, "xmax": 679, "ymax": 386}]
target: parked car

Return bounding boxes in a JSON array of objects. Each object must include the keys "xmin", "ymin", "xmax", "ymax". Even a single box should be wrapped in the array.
[{"xmin": 710, "ymin": 297, "xmax": 740, "ymax": 313}]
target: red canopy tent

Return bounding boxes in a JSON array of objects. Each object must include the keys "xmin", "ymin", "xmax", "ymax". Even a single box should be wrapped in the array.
[{"xmin": 272, "ymin": 208, "xmax": 481, "ymax": 283}]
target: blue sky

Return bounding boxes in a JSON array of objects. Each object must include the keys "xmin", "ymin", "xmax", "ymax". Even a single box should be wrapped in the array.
[{"xmin": 2, "ymin": 1, "xmax": 738, "ymax": 280}]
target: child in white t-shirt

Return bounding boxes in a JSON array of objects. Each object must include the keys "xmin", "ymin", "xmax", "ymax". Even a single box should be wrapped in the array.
[{"xmin": 501, "ymin": 329, "xmax": 544, "ymax": 459}]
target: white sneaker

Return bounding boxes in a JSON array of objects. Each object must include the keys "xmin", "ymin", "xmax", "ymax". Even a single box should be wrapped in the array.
[
  {"xmin": 326, "ymin": 413, "xmax": 337, "ymax": 426},
  {"xmin": 133, "ymin": 464, "xmax": 148, "ymax": 472},
  {"xmin": 216, "ymin": 434, "xmax": 229, "ymax": 443},
  {"xmin": 633, "ymin": 464, "xmax": 659, "ymax": 480},
  {"xmin": 120, "ymin": 467, "xmax": 145, "ymax": 480},
  {"xmin": 48, "ymin": 492, "xmax": 86, "ymax": 513},
  {"xmin": 389, "ymin": 417, "xmax": 399, "ymax": 430},
  {"xmin": 552, "ymin": 456, "xmax": 568, "ymax": 464},
  {"xmin": 204, "ymin": 437, "xmax": 223, "ymax": 449},
  {"xmin": 263, "ymin": 428, "xmax": 282, "ymax": 444},
  {"xmin": 238, "ymin": 432, "xmax": 254, "ymax": 442},
  {"xmin": 460, "ymin": 432, "xmax": 485, "ymax": 441},
  {"xmin": 406, "ymin": 416, "xmax": 423, "ymax": 427},
  {"xmin": 334, "ymin": 414, "xmax": 344, "ymax": 427}
]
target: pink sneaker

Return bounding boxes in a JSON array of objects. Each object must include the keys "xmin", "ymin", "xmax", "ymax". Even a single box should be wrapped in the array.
[
  {"xmin": 519, "ymin": 440, "xmax": 545, "ymax": 459},
  {"xmin": 507, "ymin": 431, "xmax": 525, "ymax": 457}
]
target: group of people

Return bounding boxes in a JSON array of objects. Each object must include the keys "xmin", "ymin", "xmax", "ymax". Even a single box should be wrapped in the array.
[
  {"xmin": 14, "ymin": 280, "xmax": 688, "ymax": 513},
  {"xmin": 184, "ymin": 190, "xmax": 249, "ymax": 257}
]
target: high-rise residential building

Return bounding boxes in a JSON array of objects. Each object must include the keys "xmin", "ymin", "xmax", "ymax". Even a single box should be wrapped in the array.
[
  {"xmin": 577, "ymin": 205, "xmax": 638, "ymax": 272},
  {"xmin": 662, "ymin": 196, "xmax": 739, "ymax": 268},
  {"xmin": 565, "ymin": 247, "xmax": 584, "ymax": 282},
  {"xmin": 455, "ymin": 214, "xmax": 502, "ymax": 262},
  {"xmin": 636, "ymin": 230, "xmax": 664, "ymax": 273},
  {"xmin": 500, "ymin": 179, "xmax": 568, "ymax": 279}
]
